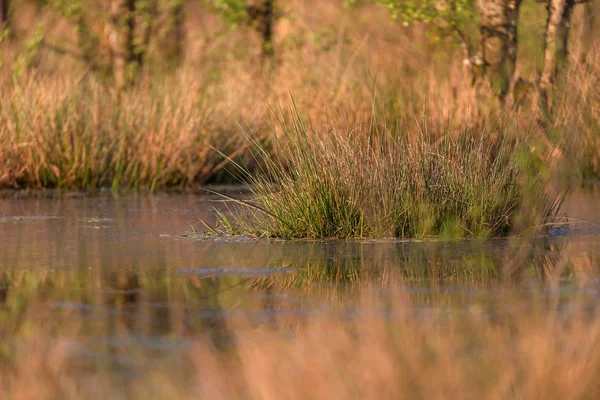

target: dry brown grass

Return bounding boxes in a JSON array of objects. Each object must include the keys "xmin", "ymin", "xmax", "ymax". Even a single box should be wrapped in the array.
[
  {"xmin": 2, "ymin": 1, "xmax": 598, "ymax": 189},
  {"xmin": 552, "ymin": 43, "xmax": 600, "ymax": 181},
  {"xmin": 0, "ymin": 73, "xmax": 249, "ymax": 189}
]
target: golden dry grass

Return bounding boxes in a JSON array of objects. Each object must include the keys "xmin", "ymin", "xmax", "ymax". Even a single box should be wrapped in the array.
[{"xmin": 1, "ymin": 1, "xmax": 598, "ymax": 189}]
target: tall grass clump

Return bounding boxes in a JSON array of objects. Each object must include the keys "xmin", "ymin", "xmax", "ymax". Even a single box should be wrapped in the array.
[
  {"xmin": 552, "ymin": 46, "xmax": 600, "ymax": 183},
  {"xmin": 216, "ymin": 106, "xmax": 558, "ymax": 239},
  {"xmin": 0, "ymin": 74, "xmax": 250, "ymax": 190}
]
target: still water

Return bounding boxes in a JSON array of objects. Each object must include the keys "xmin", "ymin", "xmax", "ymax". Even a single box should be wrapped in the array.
[{"xmin": 0, "ymin": 189, "xmax": 599, "ymax": 365}]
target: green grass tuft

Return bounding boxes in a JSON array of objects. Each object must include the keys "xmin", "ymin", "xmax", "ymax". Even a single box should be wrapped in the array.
[{"xmin": 214, "ymin": 105, "xmax": 559, "ymax": 239}]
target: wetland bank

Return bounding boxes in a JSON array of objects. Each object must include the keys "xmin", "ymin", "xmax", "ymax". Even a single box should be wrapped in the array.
[{"xmin": 1, "ymin": 0, "xmax": 600, "ymax": 398}]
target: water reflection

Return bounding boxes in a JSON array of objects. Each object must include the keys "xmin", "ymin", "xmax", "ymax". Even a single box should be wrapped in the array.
[
  {"xmin": 0, "ymin": 237, "xmax": 598, "ymax": 334},
  {"xmin": 0, "ymin": 191, "xmax": 598, "ymax": 362}
]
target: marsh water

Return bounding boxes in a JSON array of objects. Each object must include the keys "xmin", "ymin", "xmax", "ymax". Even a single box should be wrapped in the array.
[{"xmin": 1, "ymin": 188, "xmax": 599, "ymax": 369}]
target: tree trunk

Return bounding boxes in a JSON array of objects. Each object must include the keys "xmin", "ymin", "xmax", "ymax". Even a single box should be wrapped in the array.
[
  {"xmin": 576, "ymin": 2, "xmax": 594, "ymax": 64},
  {"xmin": 478, "ymin": 0, "xmax": 522, "ymax": 99},
  {"xmin": 160, "ymin": 0, "xmax": 185, "ymax": 66},
  {"xmin": 506, "ymin": 0, "xmax": 522, "ymax": 78},
  {"xmin": 0, "ymin": 0, "xmax": 9, "ymax": 33},
  {"xmin": 539, "ymin": 0, "xmax": 575, "ymax": 109},
  {"xmin": 134, "ymin": 0, "xmax": 156, "ymax": 67},
  {"xmin": 108, "ymin": 0, "xmax": 136, "ymax": 90},
  {"xmin": 78, "ymin": 15, "xmax": 100, "ymax": 68},
  {"xmin": 261, "ymin": 0, "xmax": 274, "ymax": 59}
]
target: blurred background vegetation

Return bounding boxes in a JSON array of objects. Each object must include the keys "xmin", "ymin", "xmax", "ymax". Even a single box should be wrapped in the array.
[{"xmin": 0, "ymin": 0, "xmax": 598, "ymax": 190}]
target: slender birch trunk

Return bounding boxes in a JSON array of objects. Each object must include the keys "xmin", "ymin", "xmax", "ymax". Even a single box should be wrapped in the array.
[
  {"xmin": 539, "ymin": 0, "xmax": 575, "ymax": 109},
  {"xmin": 576, "ymin": 2, "xmax": 594, "ymax": 64},
  {"xmin": 478, "ymin": 0, "xmax": 522, "ymax": 99},
  {"xmin": 108, "ymin": 0, "xmax": 136, "ymax": 89},
  {"xmin": 78, "ymin": 15, "xmax": 103, "ymax": 69},
  {"xmin": 506, "ymin": 0, "xmax": 522, "ymax": 78},
  {"xmin": 134, "ymin": 0, "xmax": 156, "ymax": 67},
  {"xmin": 261, "ymin": 0, "xmax": 274, "ymax": 59},
  {"xmin": 160, "ymin": 0, "xmax": 185, "ymax": 66},
  {"xmin": 0, "ymin": 0, "xmax": 9, "ymax": 33}
]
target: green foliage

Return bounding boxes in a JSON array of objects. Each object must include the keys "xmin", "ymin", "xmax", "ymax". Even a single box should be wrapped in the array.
[
  {"xmin": 207, "ymin": 0, "xmax": 250, "ymax": 28},
  {"xmin": 344, "ymin": 0, "xmax": 360, "ymax": 7},
  {"xmin": 313, "ymin": 27, "xmax": 338, "ymax": 51},
  {"xmin": 134, "ymin": 0, "xmax": 156, "ymax": 59},
  {"xmin": 11, "ymin": 22, "xmax": 46, "ymax": 80},
  {"xmin": 377, "ymin": 0, "xmax": 477, "ymax": 43},
  {"xmin": 46, "ymin": 0, "xmax": 84, "ymax": 18},
  {"xmin": 0, "ymin": 28, "xmax": 9, "ymax": 69}
]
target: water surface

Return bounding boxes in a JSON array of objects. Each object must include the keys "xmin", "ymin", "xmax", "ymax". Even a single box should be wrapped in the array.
[{"xmin": 0, "ymin": 189, "xmax": 598, "ymax": 367}]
